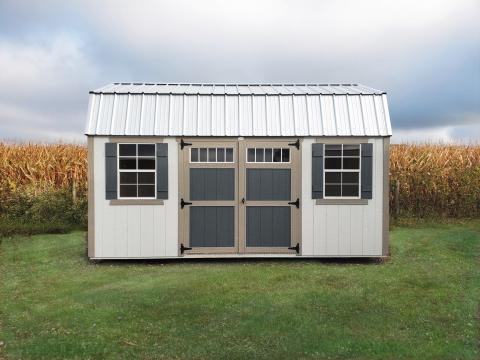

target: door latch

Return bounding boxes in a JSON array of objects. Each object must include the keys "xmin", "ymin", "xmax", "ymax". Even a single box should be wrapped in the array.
[
  {"xmin": 288, "ymin": 243, "xmax": 300, "ymax": 254},
  {"xmin": 288, "ymin": 198, "xmax": 300, "ymax": 208},
  {"xmin": 180, "ymin": 198, "xmax": 192, "ymax": 209},
  {"xmin": 241, "ymin": 197, "xmax": 245, "ymax": 204},
  {"xmin": 180, "ymin": 243, "xmax": 192, "ymax": 254}
]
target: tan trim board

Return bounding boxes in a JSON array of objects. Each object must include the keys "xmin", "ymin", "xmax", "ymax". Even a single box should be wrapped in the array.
[
  {"xmin": 382, "ymin": 137, "xmax": 390, "ymax": 256},
  {"xmin": 87, "ymin": 136, "xmax": 95, "ymax": 258},
  {"xmin": 316, "ymin": 199, "xmax": 368, "ymax": 205},
  {"xmin": 109, "ymin": 199, "xmax": 164, "ymax": 205}
]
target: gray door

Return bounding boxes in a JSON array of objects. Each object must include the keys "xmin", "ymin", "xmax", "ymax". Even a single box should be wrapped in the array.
[
  {"xmin": 239, "ymin": 141, "xmax": 301, "ymax": 254},
  {"xmin": 180, "ymin": 141, "xmax": 238, "ymax": 254}
]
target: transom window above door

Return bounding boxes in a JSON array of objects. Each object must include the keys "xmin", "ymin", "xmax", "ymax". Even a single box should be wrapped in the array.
[
  {"xmin": 246, "ymin": 148, "xmax": 290, "ymax": 163},
  {"xmin": 118, "ymin": 143, "xmax": 156, "ymax": 199},
  {"xmin": 190, "ymin": 147, "xmax": 234, "ymax": 163},
  {"xmin": 324, "ymin": 144, "xmax": 360, "ymax": 198}
]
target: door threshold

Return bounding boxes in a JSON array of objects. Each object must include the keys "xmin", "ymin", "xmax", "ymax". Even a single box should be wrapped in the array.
[{"xmin": 183, "ymin": 253, "xmax": 299, "ymax": 258}]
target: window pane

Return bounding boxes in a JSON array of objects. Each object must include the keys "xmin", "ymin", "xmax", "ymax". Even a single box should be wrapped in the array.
[
  {"xmin": 120, "ymin": 185, "xmax": 137, "ymax": 197},
  {"xmin": 247, "ymin": 148, "xmax": 255, "ymax": 162},
  {"xmin": 282, "ymin": 148, "xmax": 290, "ymax": 162},
  {"xmin": 138, "ymin": 144, "xmax": 155, "ymax": 156},
  {"xmin": 265, "ymin": 148, "xmax": 272, "ymax": 162},
  {"xmin": 325, "ymin": 172, "xmax": 341, "ymax": 183},
  {"xmin": 343, "ymin": 145, "xmax": 360, "ymax": 156},
  {"xmin": 273, "ymin": 148, "xmax": 281, "ymax": 162},
  {"xmin": 119, "ymin": 158, "xmax": 136, "ymax": 169},
  {"xmin": 191, "ymin": 148, "xmax": 199, "ymax": 162},
  {"xmin": 217, "ymin": 148, "xmax": 225, "ymax": 162},
  {"xmin": 343, "ymin": 158, "xmax": 359, "ymax": 169},
  {"xmin": 120, "ymin": 172, "xmax": 137, "ymax": 184},
  {"xmin": 138, "ymin": 172, "xmax": 155, "ymax": 184},
  {"xmin": 119, "ymin": 144, "xmax": 136, "ymax": 156},
  {"xmin": 200, "ymin": 148, "xmax": 207, "ymax": 162},
  {"xmin": 342, "ymin": 184, "xmax": 359, "ymax": 197},
  {"xmin": 342, "ymin": 172, "xmax": 359, "ymax": 184},
  {"xmin": 325, "ymin": 185, "xmax": 341, "ymax": 197},
  {"xmin": 325, "ymin": 158, "xmax": 341, "ymax": 169},
  {"xmin": 208, "ymin": 148, "xmax": 216, "ymax": 162},
  {"xmin": 325, "ymin": 144, "xmax": 341, "ymax": 156},
  {"xmin": 256, "ymin": 148, "xmax": 264, "ymax": 162},
  {"xmin": 226, "ymin": 148, "xmax": 233, "ymax": 162},
  {"xmin": 138, "ymin": 185, "xmax": 155, "ymax": 198},
  {"xmin": 138, "ymin": 159, "xmax": 155, "ymax": 170}
]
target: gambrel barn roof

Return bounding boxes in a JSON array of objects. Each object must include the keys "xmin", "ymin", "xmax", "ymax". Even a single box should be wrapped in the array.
[{"xmin": 85, "ymin": 83, "xmax": 392, "ymax": 137}]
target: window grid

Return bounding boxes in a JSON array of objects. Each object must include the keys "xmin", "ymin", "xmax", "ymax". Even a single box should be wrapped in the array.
[
  {"xmin": 190, "ymin": 147, "xmax": 234, "ymax": 163},
  {"xmin": 246, "ymin": 148, "xmax": 291, "ymax": 163},
  {"xmin": 117, "ymin": 143, "xmax": 156, "ymax": 199},
  {"xmin": 323, "ymin": 144, "xmax": 361, "ymax": 199}
]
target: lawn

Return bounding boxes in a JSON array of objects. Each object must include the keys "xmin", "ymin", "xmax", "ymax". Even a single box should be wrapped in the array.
[{"xmin": 0, "ymin": 222, "xmax": 479, "ymax": 359}]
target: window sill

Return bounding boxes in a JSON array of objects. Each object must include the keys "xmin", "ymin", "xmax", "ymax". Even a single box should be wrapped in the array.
[
  {"xmin": 109, "ymin": 199, "xmax": 164, "ymax": 205},
  {"xmin": 316, "ymin": 199, "xmax": 368, "ymax": 205}
]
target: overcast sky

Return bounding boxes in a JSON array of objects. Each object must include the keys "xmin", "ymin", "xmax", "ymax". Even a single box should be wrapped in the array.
[{"xmin": 0, "ymin": 0, "xmax": 478, "ymax": 143}]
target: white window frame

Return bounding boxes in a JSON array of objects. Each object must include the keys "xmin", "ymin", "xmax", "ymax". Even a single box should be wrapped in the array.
[
  {"xmin": 117, "ymin": 143, "xmax": 157, "ymax": 200},
  {"xmin": 189, "ymin": 147, "xmax": 235, "ymax": 163},
  {"xmin": 245, "ymin": 147, "xmax": 291, "ymax": 164},
  {"xmin": 323, "ymin": 144, "xmax": 361, "ymax": 199}
]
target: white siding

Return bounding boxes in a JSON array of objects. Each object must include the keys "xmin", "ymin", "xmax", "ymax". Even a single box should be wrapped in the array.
[
  {"xmin": 301, "ymin": 138, "xmax": 384, "ymax": 256},
  {"xmin": 92, "ymin": 137, "xmax": 178, "ymax": 258}
]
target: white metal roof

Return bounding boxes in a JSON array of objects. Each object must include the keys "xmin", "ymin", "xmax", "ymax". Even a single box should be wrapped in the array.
[{"xmin": 85, "ymin": 83, "xmax": 392, "ymax": 137}]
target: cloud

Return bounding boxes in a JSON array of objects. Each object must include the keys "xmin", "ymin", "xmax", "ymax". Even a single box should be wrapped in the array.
[{"xmin": 0, "ymin": 34, "xmax": 96, "ymax": 142}]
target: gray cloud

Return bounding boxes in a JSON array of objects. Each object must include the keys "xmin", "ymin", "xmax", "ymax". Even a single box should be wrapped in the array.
[{"xmin": 0, "ymin": 0, "xmax": 478, "ymax": 142}]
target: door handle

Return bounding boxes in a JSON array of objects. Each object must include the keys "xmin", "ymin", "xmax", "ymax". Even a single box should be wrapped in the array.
[
  {"xmin": 241, "ymin": 197, "xmax": 245, "ymax": 204},
  {"xmin": 288, "ymin": 198, "xmax": 300, "ymax": 208}
]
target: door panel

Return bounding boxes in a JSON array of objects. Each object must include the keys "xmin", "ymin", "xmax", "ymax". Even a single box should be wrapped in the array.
[
  {"xmin": 246, "ymin": 206, "xmax": 291, "ymax": 247},
  {"xmin": 190, "ymin": 168, "xmax": 235, "ymax": 200},
  {"xmin": 190, "ymin": 206, "xmax": 235, "ymax": 247},
  {"xmin": 246, "ymin": 169, "xmax": 291, "ymax": 201}
]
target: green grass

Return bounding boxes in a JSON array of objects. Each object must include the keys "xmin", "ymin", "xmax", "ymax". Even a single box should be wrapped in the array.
[{"xmin": 1, "ymin": 222, "xmax": 479, "ymax": 359}]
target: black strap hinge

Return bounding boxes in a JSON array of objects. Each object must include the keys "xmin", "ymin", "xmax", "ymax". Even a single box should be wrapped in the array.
[
  {"xmin": 180, "ymin": 243, "xmax": 192, "ymax": 254},
  {"xmin": 180, "ymin": 139, "xmax": 192, "ymax": 149},
  {"xmin": 288, "ymin": 243, "xmax": 300, "ymax": 254},
  {"xmin": 288, "ymin": 139, "xmax": 300, "ymax": 150},
  {"xmin": 288, "ymin": 198, "xmax": 300, "ymax": 208},
  {"xmin": 181, "ymin": 198, "xmax": 192, "ymax": 209}
]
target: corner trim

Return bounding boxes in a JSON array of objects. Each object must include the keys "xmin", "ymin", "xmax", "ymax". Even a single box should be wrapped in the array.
[
  {"xmin": 87, "ymin": 136, "xmax": 95, "ymax": 258},
  {"xmin": 316, "ymin": 199, "xmax": 368, "ymax": 205},
  {"xmin": 109, "ymin": 199, "xmax": 164, "ymax": 205},
  {"xmin": 382, "ymin": 137, "xmax": 390, "ymax": 256}
]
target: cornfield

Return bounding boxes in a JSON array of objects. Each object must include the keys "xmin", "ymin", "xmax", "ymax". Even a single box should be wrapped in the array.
[{"xmin": 0, "ymin": 142, "xmax": 479, "ymax": 218}]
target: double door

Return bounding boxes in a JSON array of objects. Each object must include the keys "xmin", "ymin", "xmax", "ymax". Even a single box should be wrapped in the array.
[{"xmin": 179, "ymin": 139, "xmax": 300, "ymax": 255}]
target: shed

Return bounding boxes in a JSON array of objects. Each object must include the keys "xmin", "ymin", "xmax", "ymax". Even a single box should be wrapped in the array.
[{"xmin": 85, "ymin": 83, "xmax": 392, "ymax": 259}]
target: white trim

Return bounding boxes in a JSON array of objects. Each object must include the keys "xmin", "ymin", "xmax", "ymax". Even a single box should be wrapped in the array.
[
  {"xmin": 323, "ymin": 143, "xmax": 361, "ymax": 199},
  {"xmin": 189, "ymin": 147, "xmax": 235, "ymax": 163},
  {"xmin": 117, "ymin": 143, "xmax": 157, "ymax": 200}
]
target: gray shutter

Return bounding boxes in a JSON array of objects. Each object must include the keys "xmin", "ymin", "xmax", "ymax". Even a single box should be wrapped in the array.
[
  {"xmin": 312, "ymin": 143, "xmax": 324, "ymax": 199},
  {"xmin": 156, "ymin": 143, "xmax": 168, "ymax": 199},
  {"xmin": 105, "ymin": 143, "xmax": 117, "ymax": 200},
  {"xmin": 361, "ymin": 143, "xmax": 373, "ymax": 199}
]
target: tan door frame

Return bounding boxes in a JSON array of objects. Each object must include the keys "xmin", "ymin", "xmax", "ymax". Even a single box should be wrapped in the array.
[{"xmin": 238, "ymin": 139, "xmax": 302, "ymax": 254}]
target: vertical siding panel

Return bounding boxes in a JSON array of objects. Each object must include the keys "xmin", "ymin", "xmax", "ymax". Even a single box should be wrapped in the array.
[
  {"xmin": 350, "ymin": 206, "xmax": 363, "ymax": 255},
  {"xmin": 93, "ymin": 137, "xmax": 106, "ymax": 258},
  {"xmin": 153, "ymin": 206, "xmax": 166, "ymax": 257},
  {"xmin": 374, "ymin": 139, "xmax": 384, "ymax": 255},
  {"xmin": 140, "ymin": 207, "xmax": 154, "ymax": 257},
  {"xmin": 325, "ymin": 206, "xmax": 339, "ymax": 255},
  {"xmin": 115, "ymin": 207, "xmax": 128, "ymax": 257},
  {"xmin": 301, "ymin": 139, "xmax": 314, "ymax": 255},
  {"xmin": 127, "ymin": 206, "xmax": 141, "ymax": 257},
  {"xmin": 338, "ymin": 207, "xmax": 350, "ymax": 255},
  {"xmin": 315, "ymin": 205, "xmax": 327, "ymax": 255}
]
